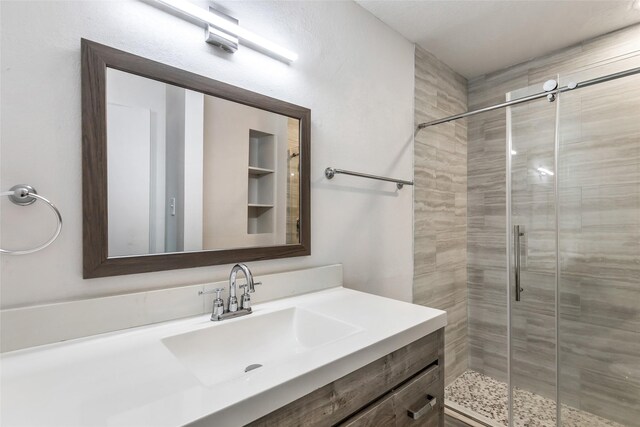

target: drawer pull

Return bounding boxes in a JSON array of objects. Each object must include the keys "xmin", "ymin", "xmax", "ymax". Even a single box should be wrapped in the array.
[{"xmin": 407, "ymin": 395, "xmax": 436, "ymax": 420}]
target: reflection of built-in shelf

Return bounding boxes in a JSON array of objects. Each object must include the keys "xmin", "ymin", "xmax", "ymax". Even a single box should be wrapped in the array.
[
  {"xmin": 248, "ymin": 129, "xmax": 276, "ymax": 235},
  {"xmin": 248, "ymin": 204, "xmax": 274, "ymax": 234},
  {"xmin": 248, "ymin": 130, "xmax": 275, "ymax": 170},
  {"xmin": 248, "ymin": 166, "xmax": 275, "ymax": 176}
]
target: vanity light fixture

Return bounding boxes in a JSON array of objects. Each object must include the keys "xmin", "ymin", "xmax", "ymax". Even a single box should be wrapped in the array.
[
  {"xmin": 537, "ymin": 167, "xmax": 555, "ymax": 176},
  {"xmin": 205, "ymin": 8, "xmax": 239, "ymax": 53},
  {"xmin": 155, "ymin": 0, "xmax": 298, "ymax": 62}
]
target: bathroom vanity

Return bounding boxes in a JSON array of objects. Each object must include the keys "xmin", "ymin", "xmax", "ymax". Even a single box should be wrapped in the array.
[
  {"xmin": 1, "ymin": 285, "xmax": 446, "ymax": 427},
  {"xmin": 247, "ymin": 330, "xmax": 444, "ymax": 427}
]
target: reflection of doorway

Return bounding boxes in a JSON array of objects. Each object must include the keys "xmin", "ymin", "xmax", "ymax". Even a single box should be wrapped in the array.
[
  {"xmin": 286, "ymin": 116, "xmax": 300, "ymax": 244},
  {"xmin": 164, "ymin": 86, "xmax": 205, "ymax": 253},
  {"xmin": 287, "ymin": 150, "xmax": 300, "ymax": 243},
  {"xmin": 106, "ymin": 68, "xmax": 205, "ymax": 257},
  {"xmin": 106, "ymin": 68, "xmax": 169, "ymax": 256}
]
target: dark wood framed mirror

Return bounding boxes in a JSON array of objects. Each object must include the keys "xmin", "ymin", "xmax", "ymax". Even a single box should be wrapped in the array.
[{"xmin": 81, "ymin": 39, "xmax": 310, "ymax": 278}]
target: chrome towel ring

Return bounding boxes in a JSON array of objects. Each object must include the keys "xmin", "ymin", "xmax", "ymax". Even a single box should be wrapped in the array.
[{"xmin": 0, "ymin": 184, "xmax": 62, "ymax": 255}]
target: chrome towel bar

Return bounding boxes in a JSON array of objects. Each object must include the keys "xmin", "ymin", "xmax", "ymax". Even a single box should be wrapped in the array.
[
  {"xmin": 0, "ymin": 184, "xmax": 62, "ymax": 255},
  {"xmin": 325, "ymin": 167, "xmax": 414, "ymax": 190}
]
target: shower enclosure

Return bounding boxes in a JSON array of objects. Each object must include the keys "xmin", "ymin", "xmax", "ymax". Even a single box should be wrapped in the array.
[{"xmin": 445, "ymin": 55, "xmax": 640, "ymax": 427}]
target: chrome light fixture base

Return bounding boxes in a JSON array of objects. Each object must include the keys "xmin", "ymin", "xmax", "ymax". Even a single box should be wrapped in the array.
[
  {"xmin": 155, "ymin": 0, "xmax": 297, "ymax": 62},
  {"xmin": 204, "ymin": 7, "xmax": 238, "ymax": 53}
]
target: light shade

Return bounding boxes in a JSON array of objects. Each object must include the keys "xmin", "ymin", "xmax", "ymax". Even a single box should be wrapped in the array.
[{"xmin": 156, "ymin": 0, "xmax": 298, "ymax": 62}]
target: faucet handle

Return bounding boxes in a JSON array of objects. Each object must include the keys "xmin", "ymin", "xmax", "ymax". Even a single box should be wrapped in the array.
[
  {"xmin": 239, "ymin": 282, "xmax": 261, "ymax": 310},
  {"xmin": 199, "ymin": 287, "xmax": 226, "ymax": 297},
  {"xmin": 240, "ymin": 281, "xmax": 262, "ymax": 294},
  {"xmin": 201, "ymin": 288, "xmax": 226, "ymax": 319}
]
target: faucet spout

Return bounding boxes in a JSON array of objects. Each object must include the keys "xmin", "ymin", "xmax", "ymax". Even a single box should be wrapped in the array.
[{"xmin": 228, "ymin": 263, "xmax": 254, "ymax": 312}]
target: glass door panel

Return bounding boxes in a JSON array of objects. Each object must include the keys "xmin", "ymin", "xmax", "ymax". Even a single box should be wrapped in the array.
[
  {"xmin": 507, "ymin": 83, "xmax": 559, "ymax": 426},
  {"xmin": 557, "ymin": 55, "xmax": 640, "ymax": 427}
]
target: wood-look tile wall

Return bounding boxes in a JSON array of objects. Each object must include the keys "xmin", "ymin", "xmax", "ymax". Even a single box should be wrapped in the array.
[
  {"xmin": 414, "ymin": 46, "xmax": 468, "ymax": 386},
  {"xmin": 468, "ymin": 24, "xmax": 640, "ymax": 425}
]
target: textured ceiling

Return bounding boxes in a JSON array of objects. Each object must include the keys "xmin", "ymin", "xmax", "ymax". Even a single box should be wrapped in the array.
[{"xmin": 357, "ymin": 0, "xmax": 640, "ymax": 78}]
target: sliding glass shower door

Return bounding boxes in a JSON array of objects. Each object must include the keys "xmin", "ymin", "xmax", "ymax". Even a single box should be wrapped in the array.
[
  {"xmin": 556, "ymin": 57, "xmax": 640, "ymax": 427},
  {"xmin": 507, "ymin": 82, "xmax": 559, "ymax": 426},
  {"xmin": 507, "ymin": 54, "xmax": 640, "ymax": 427}
]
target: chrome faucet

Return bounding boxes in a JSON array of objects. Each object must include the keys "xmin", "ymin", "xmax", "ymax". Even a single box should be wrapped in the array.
[
  {"xmin": 228, "ymin": 263, "xmax": 253, "ymax": 312},
  {"xmin": 200, "ymin": 264, "xmax": 261, "ymax": 321}
]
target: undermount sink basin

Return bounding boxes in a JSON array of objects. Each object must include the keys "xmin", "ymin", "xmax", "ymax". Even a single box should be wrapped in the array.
[{"xmin": 161, "ymin": 307, "xmax": 362, "ymax": 386}]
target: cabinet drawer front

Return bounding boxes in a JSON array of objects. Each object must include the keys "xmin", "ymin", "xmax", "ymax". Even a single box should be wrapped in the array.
[
  {"xmin": 247, "ymin": 330, "xmax": 442, "ymax": 427},
  {"xmin": 339, "ymin": 394, "xmax": 396, "ymax": 427},
  {"xmin": 394, "ymin": 364, "xmax": 443, "ymax": 427}
]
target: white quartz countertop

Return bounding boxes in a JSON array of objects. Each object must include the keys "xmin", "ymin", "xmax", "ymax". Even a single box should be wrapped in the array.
[{"xmin": 1, "ymin": 287, "xmax": 446, "ymax": 427}]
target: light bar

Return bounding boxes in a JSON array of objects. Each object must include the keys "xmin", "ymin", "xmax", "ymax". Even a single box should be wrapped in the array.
[
  {"xmin": 155, "ymin": 0, "xmax": 298, "ymax": 62},
  {"xmin": 537, "ymin": 167, "xmax": 555, "ymax": 176}
]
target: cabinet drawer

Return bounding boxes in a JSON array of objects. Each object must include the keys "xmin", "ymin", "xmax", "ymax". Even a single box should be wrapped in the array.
[
  {"xmin": 248, "ymin": 331, "xmax": 442, "ymax": 427},
  {"xmin": 339, "ymin": 363, "xmax": 443, "ymax": 427},
  {"xmin": 340, "ymin": 394, "xmax": 396, "ymax": 427},
  {"xmin": 394, "ymin": 364, "xmax": 442, "ymax": 427}
]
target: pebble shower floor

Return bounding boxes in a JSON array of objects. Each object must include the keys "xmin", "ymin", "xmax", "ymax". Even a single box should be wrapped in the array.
[{"xmin": 445, "ymin": 370, "xmax": 624, "ymax": 427}]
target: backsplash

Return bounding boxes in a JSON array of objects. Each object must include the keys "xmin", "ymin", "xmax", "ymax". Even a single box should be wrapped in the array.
[{"xmin": 1, "ymin": 265, "xmax": 342, "ymax": 352}]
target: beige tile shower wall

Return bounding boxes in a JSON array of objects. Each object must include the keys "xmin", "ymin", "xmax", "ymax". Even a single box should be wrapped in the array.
[
  {"xmin": 414, "ymin": 47, "xmax": 468, "ymax": 386},
  {"xmin": 467, "ymin": 24, "xmax": 640, "ymax": 425}
]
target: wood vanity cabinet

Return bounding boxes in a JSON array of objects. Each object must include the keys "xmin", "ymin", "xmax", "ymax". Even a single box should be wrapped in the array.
[{"xmin": 248, "ymin": 328, "xmax": 444, "ymax": 427}]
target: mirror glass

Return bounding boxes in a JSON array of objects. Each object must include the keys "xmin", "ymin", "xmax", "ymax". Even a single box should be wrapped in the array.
[{"xmin": 106, "ymin": 68, "xmax": 301, "ymax": 257}]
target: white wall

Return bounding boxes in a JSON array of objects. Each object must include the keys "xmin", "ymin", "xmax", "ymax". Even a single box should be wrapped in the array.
[{"xmin": 0, "ymin": 0, "xmax": 415, "ymax": 309}]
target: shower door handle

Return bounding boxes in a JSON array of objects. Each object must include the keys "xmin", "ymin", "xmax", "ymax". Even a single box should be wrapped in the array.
[{"xmin": 514, "ymin": 225, "xmax": 524, "ymax": 301}]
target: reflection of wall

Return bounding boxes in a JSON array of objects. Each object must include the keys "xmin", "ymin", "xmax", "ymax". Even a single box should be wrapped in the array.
[
  {"xmin": 202, "ymin": 97, "xmax": 288, "ymax": 250},
  {"xmin": 106, "ymin": 104, "xmax": 151, "ymax": 256},
  {"xmin": 106, "ymin": 68, "xmax": 167, "ymax": 255}
]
